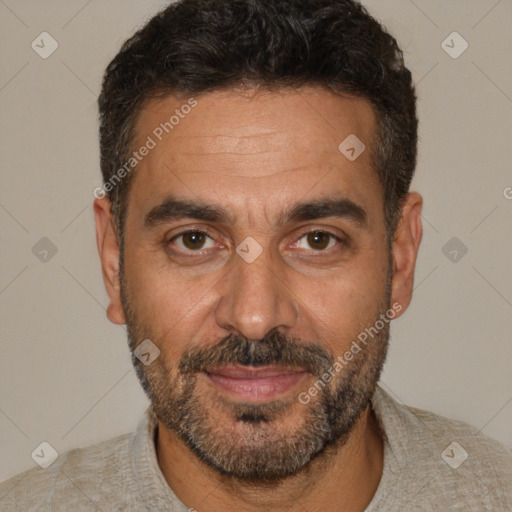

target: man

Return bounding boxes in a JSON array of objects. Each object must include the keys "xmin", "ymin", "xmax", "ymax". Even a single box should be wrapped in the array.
[{"xmin": 1, "ymin": 0, "xmax": 511, "ymax": 510}]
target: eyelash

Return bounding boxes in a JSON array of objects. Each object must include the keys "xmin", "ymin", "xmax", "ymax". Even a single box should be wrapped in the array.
[{"xmin": 166, "ymin": 228, "xmax": 348, "ymax": 257}]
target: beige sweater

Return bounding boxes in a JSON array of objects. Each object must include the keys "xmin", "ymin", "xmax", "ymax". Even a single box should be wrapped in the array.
[{"xmin": 1, "ymin": 385, "xmax": 511, "ymax": 511}]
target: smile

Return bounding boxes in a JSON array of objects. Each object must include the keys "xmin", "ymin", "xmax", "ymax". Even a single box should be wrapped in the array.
[{"xmin": 204, "ymin": 365, "xmax": 308, "ymax": 401}]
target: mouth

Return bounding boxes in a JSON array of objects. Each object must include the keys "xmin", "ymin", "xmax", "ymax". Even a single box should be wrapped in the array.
[{"xmin": 204, "ymin": 365, "xmax": 308, "ymax": 401}]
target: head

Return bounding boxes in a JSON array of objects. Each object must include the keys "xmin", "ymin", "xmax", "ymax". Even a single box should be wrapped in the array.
[{"xmin": 94, "ymin": 0, "xmax": 422, "ymax": 482}]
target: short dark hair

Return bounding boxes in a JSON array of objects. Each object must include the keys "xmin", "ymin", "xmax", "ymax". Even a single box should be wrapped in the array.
[{"xmin": 98, "ymin": 0, "xmax": 417, "ymax": 242}]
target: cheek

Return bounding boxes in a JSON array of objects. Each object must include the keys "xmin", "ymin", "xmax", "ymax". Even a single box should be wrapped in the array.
[
  {"xmin": 123, "ymin": 247, "xmax": 220, "ymax": 351},
  {"xmin": 290, "ymin": 259, "xmax": 388, "ymax": 352}
]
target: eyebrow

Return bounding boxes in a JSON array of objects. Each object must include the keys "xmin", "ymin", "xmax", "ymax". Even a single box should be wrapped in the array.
[
  {"xmin": 282, "ymin": 197, "xmax": 367, "ymax": 227},
  {"xmin": 144, "ymin": 196, "xmax": 368, "ymax": 228},
  {"xmin": 144, "ymin": 198, "xmax": 229, "ymax": 227}
]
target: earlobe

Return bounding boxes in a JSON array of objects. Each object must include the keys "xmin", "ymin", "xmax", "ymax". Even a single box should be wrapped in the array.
[
  {"xmin": 94, "ymin": 197, "xmax": 126, "ymax": 325},
  {"xmin": 389, "ymin": 192, "xmax": 423, "ymax": 318}
]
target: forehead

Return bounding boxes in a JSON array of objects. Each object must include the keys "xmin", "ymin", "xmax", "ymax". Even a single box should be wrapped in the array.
[{"xmin": 127, "ymin": 86, "xmax": 382, "ymax": 226}]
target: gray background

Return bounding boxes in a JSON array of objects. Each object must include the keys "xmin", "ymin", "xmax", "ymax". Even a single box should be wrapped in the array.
[{"xmin": 1, "ymin": 0, "xmax": 511, "ymax": 481}]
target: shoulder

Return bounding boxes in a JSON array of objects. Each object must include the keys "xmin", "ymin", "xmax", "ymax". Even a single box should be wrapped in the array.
[
  {"xmin": 0, "ymin": 432, "xmax": 136, "ymax": 511},
  {"xmin": 372, "ymin": 386, "xmax": 512, "ymax": 510},
  {"xmin": 395, "ymin": 392, "xmax": 511, "ymax": 471}
]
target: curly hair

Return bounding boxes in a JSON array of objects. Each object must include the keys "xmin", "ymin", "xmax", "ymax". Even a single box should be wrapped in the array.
[{"xmin": 98, "ymin": 0, "xmax": 417, "ymax": 243}]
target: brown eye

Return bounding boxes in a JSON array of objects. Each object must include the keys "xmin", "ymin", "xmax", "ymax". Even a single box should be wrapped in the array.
[
  {"xmin": 172, "ymin": 231, "xmax": 215, "ymax": 251},
  {"xmin": 306, "ymin": 231, "xmax": 332, "ymax": 250},
  {"xmin": 182, "ymin": 231, "xmax": 206, "ymax": 249}
]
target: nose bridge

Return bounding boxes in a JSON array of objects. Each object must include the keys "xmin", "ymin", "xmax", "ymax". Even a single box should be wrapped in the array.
[{"xmin": 214, "ymin": 248, "xmax": 297, "ymax": 340}]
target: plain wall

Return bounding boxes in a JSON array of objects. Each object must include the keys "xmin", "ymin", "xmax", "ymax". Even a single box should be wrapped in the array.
[{"xmin": 1, "ymin": 0, "xmax": 511, "ymax": 481}]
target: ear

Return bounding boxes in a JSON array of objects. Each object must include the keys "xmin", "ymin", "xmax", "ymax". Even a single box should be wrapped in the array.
[
  {"xmin": 94, "ymin": 197, "xmax": 126, "ymax": 325},
  {"xmin": 389, "ymin": 191, "xmax": 423, "ymax": 318}
]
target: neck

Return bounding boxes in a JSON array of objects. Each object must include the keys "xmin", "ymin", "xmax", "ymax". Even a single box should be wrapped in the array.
[{"xmin": 156, "ymin": 404, "xmax": 384, "ymax": 512}]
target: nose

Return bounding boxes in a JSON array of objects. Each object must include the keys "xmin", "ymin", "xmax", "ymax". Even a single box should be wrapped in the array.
[{"xmin": 214, "ymin": 247, "xmax": 298, "ymax": 341}]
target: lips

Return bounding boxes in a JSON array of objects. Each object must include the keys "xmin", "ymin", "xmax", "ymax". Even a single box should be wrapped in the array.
[{"xmin": 204, "ymin": 365, "xmax": 307, "ymax": 401}]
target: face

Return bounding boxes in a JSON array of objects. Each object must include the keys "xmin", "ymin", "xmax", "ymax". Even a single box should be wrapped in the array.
[{"xmin": 95, "ymin": 86, "xmax": 422, "ymax": 481}]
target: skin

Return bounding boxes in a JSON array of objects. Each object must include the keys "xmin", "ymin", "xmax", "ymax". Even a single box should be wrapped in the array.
[{"xmin": 94, "ymin": 86, "xmax": 423, "ymax": 511}]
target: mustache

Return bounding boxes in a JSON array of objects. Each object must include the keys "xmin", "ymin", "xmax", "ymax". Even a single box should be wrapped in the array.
[{"xmin": 179, "ymin": 328, "xmax": 334, "ymax": 378}]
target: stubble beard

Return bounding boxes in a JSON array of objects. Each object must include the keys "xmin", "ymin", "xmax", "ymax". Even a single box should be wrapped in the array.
[{"xmin": 120, "ymin": 271, "xmax": 391, "ymax": 482}]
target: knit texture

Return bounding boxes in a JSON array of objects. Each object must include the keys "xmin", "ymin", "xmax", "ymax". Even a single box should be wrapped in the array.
[{"xmin": 1, "ymin": 385, "xmax": 511, "ymax": 511}]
